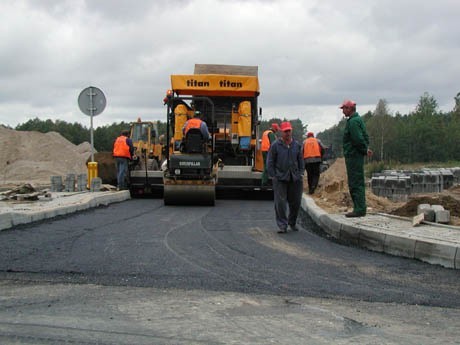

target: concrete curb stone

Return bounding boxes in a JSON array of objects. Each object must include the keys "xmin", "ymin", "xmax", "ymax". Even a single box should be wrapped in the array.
[
  {"xmin": 318, "ymin": 214, "xmax": 342, "ymax": 239},
  {"xmin": 0, "ymin": 213, "xmax": 13, "ymax": 230},
  {"xmin": 340, "ymin": 222, "xmax": 361, "ymax": 246},
  {"xmin": 301, "ymin": 196, "xmax": 326, "ymax": 224},
  {"xmin": 0, "ymin": 191, "xmax": 130, "ymax": 231},
  {"xmin": 383, "ymin": 234, "xmax": 416, "ymax": 258},
  {"xmin": 301, "ymin": 194, "xmax": 460, "ymax": 269},
  {"xmin": 455, "ymin": 249, "xmax": 460, "ymax": 269},
  {"xmin": 359, "ymin": 228, "xmax": 386, "ymax": 252},
  {"xmin": 414, "ymin": 240, "xmax": 458, "ymax": 268}
]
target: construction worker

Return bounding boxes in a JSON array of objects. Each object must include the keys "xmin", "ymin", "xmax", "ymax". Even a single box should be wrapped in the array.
[
  {"xmin": 303, "ymin": 132, "xmax": 325, "ymax": 195},
  {"xmin": 261, "ymin": 123, "xmax": 279, "ymax": 185},
  {"xmin": 267, "ymin": 121, "xmax": 304, "ymax": 233},
  {"xmin": 182, "ymin": 111, "xmax": 210, "ymax": 140},
  {"xmin": 340, "ymin": 99, "xmax": 373, "ymax": 217},
  {"xmin": 112, "ymin": 129, "xmax": 134, "ymax": 190}
]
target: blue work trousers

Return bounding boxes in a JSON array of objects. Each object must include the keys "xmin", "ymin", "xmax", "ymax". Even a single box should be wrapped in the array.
[
  {"xmin": 115, "ymin": 157, "xmax": 129, "ymax": 189},
  {"xmin": 273, "ymin": 178, "xmax": 303, "ymax": 230}
]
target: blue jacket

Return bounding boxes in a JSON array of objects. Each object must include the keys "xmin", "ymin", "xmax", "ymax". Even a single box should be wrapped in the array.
[{"xmin": 267, "ymin": 138, "xmax": 304, "ymax": 182}]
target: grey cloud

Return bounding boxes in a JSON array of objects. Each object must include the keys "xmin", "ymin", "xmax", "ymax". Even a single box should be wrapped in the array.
[{"xmin": 0, "ymin": 0, "xmax": 459, "ymax": 129}]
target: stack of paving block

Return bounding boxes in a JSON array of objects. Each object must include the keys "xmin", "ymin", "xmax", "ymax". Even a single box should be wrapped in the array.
[
  {"xmin": 50, "ymin": 176, "xmax": 63, "ymax": 192},
  {"xmin": 371, "ymin": 167, "xmax": 460, "ymax": 202},
  {"xmin": 452, "ymin": 167, "xmax": 460, "ymax": 185},
  {"xmin": 90, "ymin": 177, "xmax": 102, "ymax": 192},
  {"xmin": 51, "ymin": 174, "xmax": 87, "ymax": 193},
  {"xmin": 414, "ymin": 170, "xmax": 441, "ymax": 193},
  {"xmin": 64, "ymin": 174, "xmax": 76, "ymax": 192},
  {"xmin": 371, "ymin": 172, "xmax": 411, "ymax": 202},
  {"xmin": 439, "ymin": 168, "xmax": 455, "ymax": 190},
  {"xmin": 417, "ymin": 203, "xmax": 450, "ymax": 224}
]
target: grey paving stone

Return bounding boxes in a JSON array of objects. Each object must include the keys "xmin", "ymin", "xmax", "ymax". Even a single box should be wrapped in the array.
[
  {"xmin": 418, "ymin": 205, "xmax": 435, "ymax": 222},
  {"xmin": 435, "ymin": 209, "xmax": 451, "ymax": 224},
  {"xmin": 431, "ymin": 205, "xmax": 445, "ymax": 211}
]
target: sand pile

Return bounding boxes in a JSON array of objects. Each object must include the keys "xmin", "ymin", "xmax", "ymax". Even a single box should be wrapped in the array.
[
  {"xmin": 0, "ymin": 126, "xmax": 92, "ymax": 187},
  {"xmin": 309, "ymin": 158, "xmax": 403, "ymax": 214}
]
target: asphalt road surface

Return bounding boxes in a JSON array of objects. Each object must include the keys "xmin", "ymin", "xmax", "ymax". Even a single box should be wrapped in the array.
[{"xmin": 1, "ymin": 198, "xmax": 459, "ymax": 344}]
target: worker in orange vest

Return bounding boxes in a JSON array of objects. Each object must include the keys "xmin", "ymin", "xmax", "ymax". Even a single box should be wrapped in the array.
[
  {"xmin": 303, "ymin": 132, "xmax": 325, "ymax": 194},
  {"xmin": 261, "ymin": 123, "xmax": 279, "ymax": 185},
  {"xmin": 182, "ymin": 111, "xmax": 210, "ymax": 140},
  {"xmin": 112, "ymin": 129, "xmax": 134, "ymax": 190}
]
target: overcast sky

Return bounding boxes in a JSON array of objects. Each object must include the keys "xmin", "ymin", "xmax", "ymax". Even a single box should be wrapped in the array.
[{"xmin": 1, "ymin": 0, "xmax": 459, "ymax": 134}]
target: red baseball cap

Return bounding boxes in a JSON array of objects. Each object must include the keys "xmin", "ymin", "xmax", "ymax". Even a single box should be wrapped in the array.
[
  {"xmin": 339, "ymin": 99, "xmax": 356, "ymax": 108},
  {"xmin": 271, "ymin": 123, "xmax": 279, "ymax": 131},
  {"xmin": 307, "ymin": 132, "xmax": 314, "ymax": 137},
  {"xmin": 280, "ymin": 121, "xmax": 292, "ymax": 131}
]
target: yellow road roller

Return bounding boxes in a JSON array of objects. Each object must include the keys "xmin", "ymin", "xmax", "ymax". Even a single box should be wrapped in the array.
[{"xmin": 162, "ymin": 64, "xmax": 271, "ymax": 205}]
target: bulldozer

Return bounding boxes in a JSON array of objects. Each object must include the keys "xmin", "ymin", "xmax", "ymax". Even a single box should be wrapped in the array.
[
  {"xmin": 128, "ymin": 119, "xmax": 165, "ymax": 196},
  {"xmin": 160, "ymin": 64, "xmax": 270, "ymax": 205},
  {"xmin": 129, "ymin": 118, "xmax": 163, "ymax": 170},
  {"xmin": 89, "ymin": 119, "xmax": 164, "ymax": 188}
]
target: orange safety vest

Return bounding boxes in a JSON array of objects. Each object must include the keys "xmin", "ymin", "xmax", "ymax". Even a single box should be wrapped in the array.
[
  {"xmin": 261, "ymin": 129, "xmax": 273, "ymax": 152},
  {"xmin": 113, "ymin": 136, "xmax": 131, "ymax": 158},
  {"xmin": 303, "ymin": 137, "xmax": 321, "ymax": 159},
  {"xmin": 184, "ymin": 118, "xmax": 203, "ymax": 135}
]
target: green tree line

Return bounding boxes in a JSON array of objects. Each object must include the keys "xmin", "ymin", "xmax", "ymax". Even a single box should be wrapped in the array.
[
  {"xmin": 317, "ymin": 92, "xmax": 460, "ymax": 163},
  {"xmin": 12, "ymin": 91, "xmax": 460, "ymax": 164},
  {"xmin": 13, "ymin": 117, "xmax": 307, "ymax": 152}
]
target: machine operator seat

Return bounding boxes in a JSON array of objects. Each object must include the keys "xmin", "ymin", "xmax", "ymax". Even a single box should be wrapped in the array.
[{"xmin": 183, "ymin": 128, "xmax": 206, "ymax": 153}]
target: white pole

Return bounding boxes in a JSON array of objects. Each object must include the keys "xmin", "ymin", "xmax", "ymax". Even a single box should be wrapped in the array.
[{"xmin": 89, "ymin": 87, "xmax": 95, "ymax": 162}]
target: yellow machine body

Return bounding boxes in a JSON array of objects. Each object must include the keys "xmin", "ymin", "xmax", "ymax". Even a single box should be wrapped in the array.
[{"xmin": 161, "ymin": 64, "xmax": 270, "ymax": 205}]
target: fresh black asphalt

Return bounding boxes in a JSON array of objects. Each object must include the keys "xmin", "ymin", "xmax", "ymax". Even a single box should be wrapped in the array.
[{"xmin": 1, "ymin": 198, "xmax": 459, "ymax": 308}]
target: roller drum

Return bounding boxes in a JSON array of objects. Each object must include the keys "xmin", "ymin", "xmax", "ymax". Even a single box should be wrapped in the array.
[{"xmin": 164, "ymin": 184, "xmax": 215, "ymax": 206}]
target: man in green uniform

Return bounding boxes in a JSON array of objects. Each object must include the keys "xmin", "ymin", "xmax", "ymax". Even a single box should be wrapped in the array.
[{"xmin": 340, "ymin": 100, "xmax": 373, "ymax": 217}]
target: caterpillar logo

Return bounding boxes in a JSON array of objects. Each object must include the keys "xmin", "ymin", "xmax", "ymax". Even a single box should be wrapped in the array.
[{"xmin": 179, "ymin": 161, "xmax": 201, "ymax": 167}]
